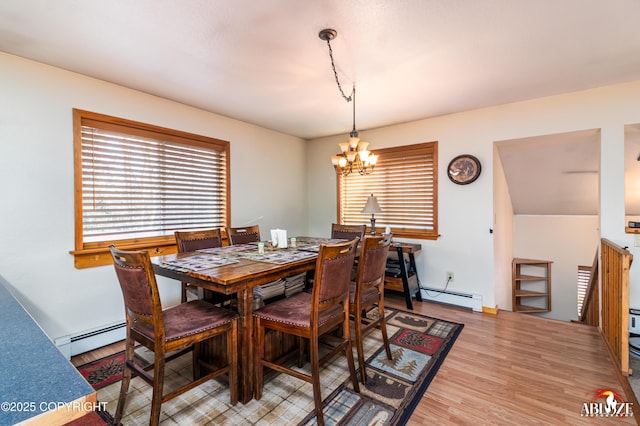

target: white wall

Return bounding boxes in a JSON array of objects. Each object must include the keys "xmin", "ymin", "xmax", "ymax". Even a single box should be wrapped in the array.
[
  {"xmin": 492, "ymin": 145, "xmax": 514, "ymax": 311},
  {"xmin": 308, "ymin": 80, "xmax": 640, "ymax": 312},
  {"xmin": 0, "ymin": 53, "xmax": 307, "ymax": 340},
  {"xmin": 5, "ymin": 51, "xmax": 640, "ymax": 340},
  {"xmin": 513, "ymin": 215, "xmax": 599, "ymax": 321}
]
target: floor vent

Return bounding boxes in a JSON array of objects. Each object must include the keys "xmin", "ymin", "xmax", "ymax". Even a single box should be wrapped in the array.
[
  {"xmin": 420, "ymin": 287, "xmax": 483, "ymax": 312},
  {"xmin": 55, "ymin": 321, "xmax": 125, "ymax": 359}
]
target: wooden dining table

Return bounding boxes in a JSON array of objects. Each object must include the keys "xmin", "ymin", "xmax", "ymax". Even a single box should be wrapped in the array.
[{"xmin": 151, "ymin": 236, "xmax": 344, "ymax": 403}]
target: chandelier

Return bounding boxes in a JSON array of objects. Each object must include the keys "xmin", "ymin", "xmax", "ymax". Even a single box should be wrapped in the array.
[{"xmin": 319, "ymin": 28, "xmax": 378, "ymax": 176}]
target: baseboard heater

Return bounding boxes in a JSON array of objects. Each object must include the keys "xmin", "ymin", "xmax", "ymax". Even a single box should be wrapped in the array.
[
  {"xmin": 55, "ymin": 320, "xmax": 126, "ymax": 359},
  {"xmin": 420, "ymin": 287, "xmax": 483, "ymax": 312}
]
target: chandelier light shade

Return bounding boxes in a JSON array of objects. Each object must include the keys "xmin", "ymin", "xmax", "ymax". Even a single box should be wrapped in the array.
[
  {"xmin": 319, "ymin": 28, "xmax": 378, "ymax": 176},
  {"xmin": 361, "ymin": 193, "xmax": 383, "ymax": 235}
]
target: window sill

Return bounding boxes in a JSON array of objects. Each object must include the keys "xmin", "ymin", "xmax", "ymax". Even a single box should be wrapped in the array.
[{"xmin": 70, "ymin": 242, "xmax": 178, "ymax": 269}]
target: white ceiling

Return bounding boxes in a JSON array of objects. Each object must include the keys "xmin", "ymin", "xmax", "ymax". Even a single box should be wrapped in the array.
[
  {"xmin": 496, "ymin": 130, "xmax": 600, "ymax": 216},
  {"xmin": 2, "ymin": 0, "xmax": 640, "ymax": 215}
]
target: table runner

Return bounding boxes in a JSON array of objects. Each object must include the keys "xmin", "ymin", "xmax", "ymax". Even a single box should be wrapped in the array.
[{"xmin": 161, "ymin": 237, "xmax": 345, "ymax": 272}]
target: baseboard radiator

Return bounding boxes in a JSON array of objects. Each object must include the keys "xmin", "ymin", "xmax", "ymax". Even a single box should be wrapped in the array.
[
  {"xmin": 420, "ymin": 287, "xmax": 483, "ymax": 312},
  {"xmin": 55, "ymin": 320, "xmax": 126, "ymax": 359}
]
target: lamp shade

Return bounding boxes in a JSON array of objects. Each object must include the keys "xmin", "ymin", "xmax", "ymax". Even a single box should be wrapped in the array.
[{"xmin": 361, "ymin": 194, "xmax": 382, "ymax": 214}]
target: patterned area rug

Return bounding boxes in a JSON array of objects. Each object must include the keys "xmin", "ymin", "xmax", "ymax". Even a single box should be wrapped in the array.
[
  {"xmin": 64, "ymin": 409, "xmax": 117, "ymax": 426},
  {"xmin": 76, "ymin": 307, "xmax": 462, "ymax": 425},
  {"xmin": 78, "ymin": 350, "xmax": 151, "ymax": 390}
]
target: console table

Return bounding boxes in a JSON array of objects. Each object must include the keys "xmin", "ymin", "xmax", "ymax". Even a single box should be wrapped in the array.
[{"xmin": 384, "ymin": 242, "xmax": 423, "ymax": 309}]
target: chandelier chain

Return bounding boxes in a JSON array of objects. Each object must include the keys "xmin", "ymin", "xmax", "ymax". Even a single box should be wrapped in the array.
[
  {"xmin": 321, "ymin": 28, "xmax": 377, "ymax": 177},
  {"xmin": 323, "ymin": 38, "xmax": 354, "ymax": 103}
]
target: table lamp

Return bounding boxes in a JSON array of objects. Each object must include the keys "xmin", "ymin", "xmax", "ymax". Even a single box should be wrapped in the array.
[{"xmin": 361, "ymin": 193, "xmax": 382, "ymax": 235}]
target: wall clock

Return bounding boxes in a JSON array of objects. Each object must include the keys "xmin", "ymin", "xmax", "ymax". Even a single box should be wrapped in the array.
[{"xmin": 447, "ymin": 154, "xmax": 481, "ymax": 185}]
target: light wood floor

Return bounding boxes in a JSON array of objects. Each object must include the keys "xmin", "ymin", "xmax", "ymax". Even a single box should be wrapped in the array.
[{"xmin": 71, "ymin": 294, "xmax": 640, "ymax": 425}]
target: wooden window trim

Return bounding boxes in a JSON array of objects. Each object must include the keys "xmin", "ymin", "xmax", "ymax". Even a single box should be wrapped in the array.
[
  {"xmin": 337, "ymin": 142, "xmax": 439, "ymax": 240},
  {"xmin": 70, "ymin": 109, "xmax": 230, "ymax": 268}
]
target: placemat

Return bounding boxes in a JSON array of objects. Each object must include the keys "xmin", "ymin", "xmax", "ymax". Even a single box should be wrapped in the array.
[{"xmin": 159, "ymin": 254, "xmax": 239, "ymax": 272}]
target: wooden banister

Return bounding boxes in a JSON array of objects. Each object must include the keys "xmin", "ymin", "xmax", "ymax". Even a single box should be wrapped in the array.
[{"xmin": 600, "ymin": 238, "xmax": 633, "ymax": 376}]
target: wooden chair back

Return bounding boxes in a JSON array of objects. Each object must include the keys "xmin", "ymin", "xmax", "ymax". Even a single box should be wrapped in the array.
[
  {"xmin": 311, "ymin": 239, "xmax": 359, "ymax": 328},
  {"xmin": 355, "ymin": 234, "xmax": 392, "ymax": 297},
  {"xmin": 110, "ymin": 246, "xmax": 163, "ymax": 341},
  {"xmin": 226, "ymin": 225, "xmax": 261, "ymax": 245},
  {"xmin": 330, "ymin": 223, "xmax": 366, "ymax": 242},
  {"xmin": 175, "ymin": 228, "xmax": 222, "ymax": 252},
  {"xmin": 175, "ymin": 228, "xmax": 223, "ymax": 302}
]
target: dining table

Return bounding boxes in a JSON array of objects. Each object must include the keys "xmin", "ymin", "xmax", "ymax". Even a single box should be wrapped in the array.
[{"xmin": 151, "ymin": 236, "xmax": 346, "ymax": 404}]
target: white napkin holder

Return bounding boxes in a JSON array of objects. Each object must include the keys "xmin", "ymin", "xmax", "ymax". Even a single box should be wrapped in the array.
[{"xmin": 270, "ymin": 229, "xmax": 288, "ymax": 248}]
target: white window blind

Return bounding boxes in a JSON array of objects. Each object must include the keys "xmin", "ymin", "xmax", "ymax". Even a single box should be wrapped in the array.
[
  {"xmin": 577, "ymin": 264, "xmax": 592, "ymax": 317},
  {"xmin": 74, "ymin": 109, "xmax": 229, "ymax": 248},
  {"xmin": 338, "ymin": 142, "xmax": 438, "ymax": 239}
]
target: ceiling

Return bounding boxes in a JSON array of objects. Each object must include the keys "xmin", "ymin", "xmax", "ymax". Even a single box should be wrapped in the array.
[
  {"xmin": 496, "ymin": 130, "xmax": 600, "ymax": 215},
  {"xmin": 2, "ymin": 0, "xmax": 640, "ymax": 215}
]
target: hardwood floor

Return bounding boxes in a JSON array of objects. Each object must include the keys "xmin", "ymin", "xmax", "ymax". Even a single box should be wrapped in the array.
[
  {"xmin": 71, "ymin": 294, "xmax": 639, "ymax": 424},
  {"xmin": 384, "ymin": 296, "xmax": 638, "ymax": 425}
]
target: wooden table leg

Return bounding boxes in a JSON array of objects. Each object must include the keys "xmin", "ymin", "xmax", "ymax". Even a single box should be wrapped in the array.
[
  {"xmin": 237, "ymin": 288, "xmax": 254, "ymax": 404},
  {"xmin": 408, "ymin": 253, "xmax": 423, "ymax": 302},
  {"xmin": 397, "ymin": 246, "xmax": 414, "ymax": 310}
]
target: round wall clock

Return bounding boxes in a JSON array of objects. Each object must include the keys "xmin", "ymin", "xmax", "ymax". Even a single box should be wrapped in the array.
[{"xmin": 447, "ymin": 154, "xmax": 481, "ymax": 185}]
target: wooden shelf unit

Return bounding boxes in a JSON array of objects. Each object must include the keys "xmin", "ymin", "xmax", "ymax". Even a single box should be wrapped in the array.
[{"xmin": 512, "ymin": 258, "xmax": 552, "ymax": 313}]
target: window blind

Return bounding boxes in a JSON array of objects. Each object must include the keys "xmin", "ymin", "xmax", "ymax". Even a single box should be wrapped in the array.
[
  {"xmin": 577, "ymin": 264, "xmax": 591, "ymax": 317},
  {"xmin": 338, "ymin": 142, "xmax": 438, "ymax": 239},
  {"xmin": 74, "ymin": 109, "xmax": 229, "ymax": 246}
]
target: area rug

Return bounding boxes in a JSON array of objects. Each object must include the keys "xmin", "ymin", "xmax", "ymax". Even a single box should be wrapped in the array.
[
  {"xmin": 65, "ymin": 409, "xmax": 118, "ymax": 426},
  {"xmin": 77, "ymin": 350, "xmax": 151, "ymax": 390},
  {"xmin": 77, "ymin": 307, "xmax": 462, "ymax": 425}
]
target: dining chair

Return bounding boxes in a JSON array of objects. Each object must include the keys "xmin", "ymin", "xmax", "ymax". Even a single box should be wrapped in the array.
[
  {"xmin": 349, "ymin": 234, "xmax": 393, "ymax": 384},
  {"xmin": 330, "ymin": 223, "xmax": 366, "ymax": 242},
  {"xmin": 330, "ymin": 223, "xmax": 367, "ymax": 281},
  {"xmin": 226, "ymin": 225, "xmax": 261, "ymax": 245},
  {"xmin": 175, "ymin": 228, "xmax": 223, "ymax": 303},
  {"xmin": 109, "ymin": 245, "xmax": 238, "ymax": 426},
  {"xmin": 253, "ymin": 239, "xmax": 360, "ymax": 426}
]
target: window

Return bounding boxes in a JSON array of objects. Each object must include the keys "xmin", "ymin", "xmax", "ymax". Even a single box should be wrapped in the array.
[
  {"xmin": 71, "ymin": 109, "xmax": 230, "ymax": 268},
  {"xmin": 338, "ymin": 142, "xmax": 438, "ymax": 239},
  {"xmin": 577, "ymin": 264, "xmax": 592, "ymax": 317}
]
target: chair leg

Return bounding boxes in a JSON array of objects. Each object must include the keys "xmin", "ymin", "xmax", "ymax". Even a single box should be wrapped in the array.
[
  {"xmin": 114, "ymin": 340, "xmax": 134, "ymax": 424},
  {"xmin": 344, "ymin": 328, "xmax": 361, "ymax": 394},
  {"xmin": 297, "ymin": 336, "xmax": 305, "ymax": 368},
  {"xmin": 341, "ymin": 305, "xmax": 361, "ymax": 394},
  {"xmin": 354, "ymin": 310, "xmax": 368, "ymax": 384},
  {"xmin": 181, "ymin": 282, "xmax": 188, "ymax": 303},
  {"xmin": 309, "ymin": 336, "xmax": 325, "ymax": 426},
  {"xmin": 192, "ymin": 342, "xmax": 202, "ymax": 380},
  {"xmin": 378, "ymin": 302, "xmax": 392, "ymax": 361},
  {"xmin": 149, "ymin": 352, "xmax": 166, "ymax": 426},
  {"xmin": 254, "ymin": 318, "xmax": 264, "ymax": 400},
  {"xmin": 227, "ymin": 320, "xmax": 238, "ymax": 406}
]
